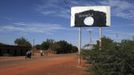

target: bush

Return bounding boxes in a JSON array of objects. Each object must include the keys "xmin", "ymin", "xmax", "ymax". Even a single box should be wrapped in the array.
[{"xmin": 82, "ymin": 37, "xmax": 134, "ymax": 75}]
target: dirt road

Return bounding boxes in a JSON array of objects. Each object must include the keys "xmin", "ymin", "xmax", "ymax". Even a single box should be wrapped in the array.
[{"xmin": 0, "ymin": 54, "xmax": 88, "ymax": 75}]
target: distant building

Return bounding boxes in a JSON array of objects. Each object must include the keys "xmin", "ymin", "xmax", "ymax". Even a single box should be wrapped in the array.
[
  {"xmin": 0, "ymin": 44, "xmax": 30, "ymax": 56},
  {"xmin": 83, "ymin": 44, "xmax": 94, "ymax": 50}
]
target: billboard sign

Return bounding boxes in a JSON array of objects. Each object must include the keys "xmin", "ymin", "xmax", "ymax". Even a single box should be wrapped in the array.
[{"xmin": 71, "ymin": 6, "xmax": 111, "ymax": 27}]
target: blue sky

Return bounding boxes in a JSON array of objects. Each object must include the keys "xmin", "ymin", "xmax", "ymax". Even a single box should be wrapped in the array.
[{"xmin": 0, "ymin": 0, "xmax": 134, "ymax": 47}]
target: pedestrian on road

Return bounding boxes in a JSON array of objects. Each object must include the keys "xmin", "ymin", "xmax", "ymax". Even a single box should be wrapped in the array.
[{"xmin": 40, "ymin": 50, "xmax": 44, "ymax": 56}]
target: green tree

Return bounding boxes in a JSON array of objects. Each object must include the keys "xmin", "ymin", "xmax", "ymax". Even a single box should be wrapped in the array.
[
  {"xmin": 41, "ymin": 39, "xmax": 55, "ymax": 50},
  {"xmin": 55, "ymin": 40, "xmax": 67, "ymax": 54},
  {"xmin": 55, "ymin": 40, "xmax": 75, "ymax": 54},
  {"xmin": 51, "ymin": 42, "xmax": 60, "ymax": 52},
  {"xmin": 41, "ymin": 41, "xmax": 49, "ymax": 50},
  {"xmin": 14, "ymin": 37, "xmax": 32, "ymax": 47},
  {"xmin": 71, "ymin": 46, "xmax": 78, "ymax": 53},
  {"xmin": 39, "ymin": 39, "xmax": 78, "ymax": 54},
  {"xmin": 93, "ymin": 36, "xmax": 116, "ymax": 50},
  {"xmin": 35, "ymin": 44, "xmax": 41, "ymax": 50},
  {"xmin": 46, "ymin": 39, "xmax": 55, "ymax": 50}
]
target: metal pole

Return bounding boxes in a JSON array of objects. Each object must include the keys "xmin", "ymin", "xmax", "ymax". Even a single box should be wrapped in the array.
[
  {"xmin": 116, "ymin": 32, "xmax": 118, "ymax": 41},
  {"xmin": 33, "ymin": 39, "xmax": 35, "ymax": 48},
  {"xmin": 78, "ymin": 27, "xmax": 81, "ymax": 65},
  {"xmin": 32, "ymin": 39, "xmax": 35, "ymax": 55},
  {"xmin": 89, "ymin": 30, "xmax": 92, "ymax": 49},
  {"xmin": 89, "ymin": 30, "xmax": 92, "ymax": 44},
  {"xmin": 99, "ymin": 27, "xmax": 102, "ymax": 50}
]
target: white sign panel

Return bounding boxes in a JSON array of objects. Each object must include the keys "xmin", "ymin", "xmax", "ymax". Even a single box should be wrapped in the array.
[{"xmin": 71, "ymin": 6, "xmax": 111, "ymax": 27}]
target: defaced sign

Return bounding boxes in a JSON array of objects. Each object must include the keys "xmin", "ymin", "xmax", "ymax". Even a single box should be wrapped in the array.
[{"xmin": 71, "ymin": 6, "xmax": 111, "ymax": 27}]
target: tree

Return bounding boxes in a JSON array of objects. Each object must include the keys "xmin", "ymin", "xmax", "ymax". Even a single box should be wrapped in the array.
[
  {"xmin": 41, "ymin": 39, "xmax": 55, "ymax": 50},
  {"xmin": 93, "ymin": 36, "xmax": 116, "ymax": 50},
  {"xmin": 51, "ymin": 42, "xmax": 60, "ymax": 52},
  {"xmin": 71, "ymin": 46, "xmax": 78, "ymax": 53},
  {"xmin": 14, "ymin": 37, "xmax": 32, "ymax": 48},
  {"xmin": 54, "ymin": 40, "xmax": 76, "ymax": 54},
  {"xmin": 37, "ymin": 39, "xmax": 78, "ymax": 54},
  {"xmin": 46, "ymin": 39, "xmax": 55, "ymax": 50},
  {"xmin": 41, "ymin": 41, "xmax": 49, "ymax": 50},
  {"xmin": 35, "ymin": 44, "xmax": 41, "ymax": 50},
  {"xmin": 0, "ymin": 43, "xmax": 5, "ymax": 46}
]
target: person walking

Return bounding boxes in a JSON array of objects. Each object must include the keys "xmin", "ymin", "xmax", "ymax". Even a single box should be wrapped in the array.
[{"xmin": 40, "ymin": 50, "xmax": 43, "ymax": 56}]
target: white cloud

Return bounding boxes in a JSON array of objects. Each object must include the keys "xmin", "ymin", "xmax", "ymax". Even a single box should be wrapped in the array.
[
  {"xmin": 99, "ymin": 0, "xmax": 134, "ymax": 19},
  {"xmin": 105, "ymin": 29, "xmax": 134, "ymax": 36},
  {"xmin": 35, "ymin": 0, "xmax": 134, "ymax": 20},
  {"xmin": 13, "ymin": 22, "xmax": 27, "ymax": 26},
  {"xmin": 40, "ymin": 11, "xmax": 55, "ymax": 15},
  {"xmin": 35, "ymin": 0, "xmax": 70, "ymax": 19},
  {"xmin": 0, "ymin": 22, "xmax": 66, "ymax": 34},
  {"xmin": 70, "ymin": 0, "xmax": 96, "ymax": 6},
  {"xmin": 35, "ymin": 0, "xmax": 96, "ymax": 19}
]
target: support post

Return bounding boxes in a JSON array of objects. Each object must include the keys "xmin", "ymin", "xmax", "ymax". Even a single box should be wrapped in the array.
[
  {"xmin": 78, "ymin": 27, "xmax": 81, "ymax": 65},
  {"xmin": 89, "ymin": 30, "xmax": 92, "ymax": 44},
  {"xmin": 32, "ymin": 39, "xmax": 35, "ymax": 56},
  {"xmin": 89, "ymin": 30, "xmax": 92, "ymax": 49},
  {"xmin": 99, "ymin": 27, "xmax": 102, "ymax": 50}
]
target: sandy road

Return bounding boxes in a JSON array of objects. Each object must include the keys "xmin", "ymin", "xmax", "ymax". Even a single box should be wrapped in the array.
[{"xmin": 0, "ymin": 54, "xmax": 88, "ymax": 75}]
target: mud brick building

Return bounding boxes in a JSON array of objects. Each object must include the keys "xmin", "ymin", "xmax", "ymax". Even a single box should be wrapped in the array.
[{"xmin": 0, "ymin": 44, "xmax": 30, "ymax": 56}]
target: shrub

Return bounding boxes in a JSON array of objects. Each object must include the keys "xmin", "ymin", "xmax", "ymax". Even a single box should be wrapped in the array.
[{"xmin": 82, "ymin": 37, "xmax": 134, "ymax": 75}]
